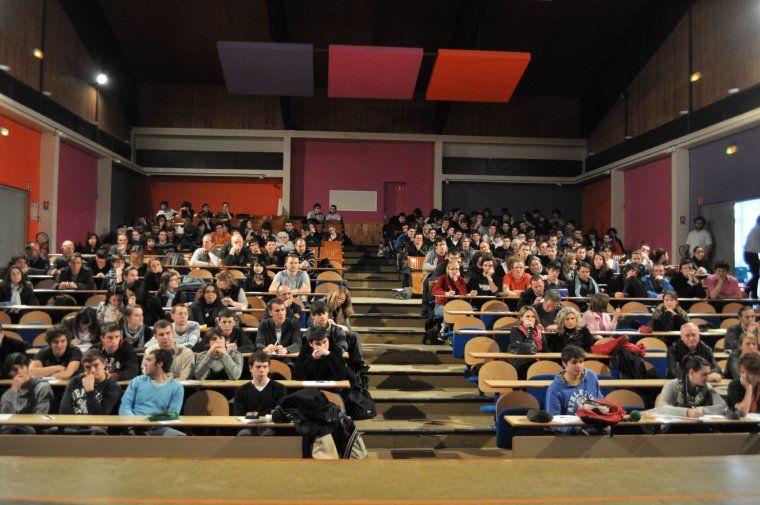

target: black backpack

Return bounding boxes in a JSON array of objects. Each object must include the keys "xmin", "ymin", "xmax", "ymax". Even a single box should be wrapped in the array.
[
  {"xmin": 344, "ymin": 367, "xmax": 376, "ymax": 420},
  {"xmin": 611, "ymin": 348, "xmax": 647, "ymax": 379}
]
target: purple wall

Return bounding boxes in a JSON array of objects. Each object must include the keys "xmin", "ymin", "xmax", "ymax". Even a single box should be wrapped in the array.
[
  {"xmin": 689, "ymin": 125, "xmax": 760, "ymax": 219},
  {"xmin": 57, "ymin": 142, "xmax": 98, "ymax": 249},
  {"xmin": 624, "ymin": 156, "xmax": 672, "ymax": 251},
  {"xmin": 442, "ymin": 182, "xmax": 582, "ymax": 224},
  {"xmin": 291, "ymin": 139, "xmax": 434, "ymax": 221}
]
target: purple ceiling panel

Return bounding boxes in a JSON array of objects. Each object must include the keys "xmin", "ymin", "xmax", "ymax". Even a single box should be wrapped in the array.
[{"xmin": 217, "ymin": 41, "xmax": 314, "ymax": 96}]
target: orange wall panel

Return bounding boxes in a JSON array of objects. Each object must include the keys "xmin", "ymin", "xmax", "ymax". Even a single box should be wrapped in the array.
[
  {"xmin": 0, "ymin": 114, "xmax": 41, "ymax": 243},
  {"xmin": 147, "ymin": 176, "xmax": 282, "ymax": 216},
  {"xmin": 581, "ymin": 177, "xmax": 611, "ymax": 233}
]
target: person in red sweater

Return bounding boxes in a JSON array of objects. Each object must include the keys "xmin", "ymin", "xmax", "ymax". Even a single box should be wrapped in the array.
[
  {"xmin": 431, "ymin": 261, "xmax": 472, "ymax": 318},
  {"xmin": 502, "ymin": 259, "xmax": 531, "ymax": 296}
]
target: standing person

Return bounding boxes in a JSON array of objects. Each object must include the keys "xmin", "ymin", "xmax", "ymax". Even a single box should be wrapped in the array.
[
  {"xmin": 743, "ymin": 215, "xmax": 760, "ymax": 298},
  {"xmin": 99, "ymin": 323, "xmax": 139, "ymax": 382},
  {"xmin": 1, "ymin": 353, "xmax": 53, "ymax": 433},
  {"xmin": 651, "ymin": 355, "xmax": 726, "ymax": 418},
  {"xmin": 684, "ymin": 216, "xmax": 713, "ymax": 261},
  {"xmin": 60, "ymin": 349, "xmax": 121, "ymax": 428},
  {"xmin": 119, "ymin": 348, "xmax": 185, "ymax": 436},
  {"xmin": 233, "ymin": 352, "xmax": 288, "ymax": 435},
  {"xmin": 545, "ymin": 345, "xmax": 603, "ymax": 433}
]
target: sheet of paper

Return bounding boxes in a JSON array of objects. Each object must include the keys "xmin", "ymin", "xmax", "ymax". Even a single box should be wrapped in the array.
[
  {"xmin": 552, "ymin": 415, "xmax": 581, "ymax": 424},
  {"xmin": 42, "ymin": 377, "xmax": 60, "ymax": 384},
  {"xmin": 0, "ymin": 414, "xmax": 12, "ymax": 421},
  {"xmin": 179, "ymin": 380, "xmax": 200, "ymax": 386},
  {"xmin": 744, "ymin": 413, "xmax": 760, "ymax": 422},
  {"xmin": 157, "ymin": 419, "xmax": 182, "ymax": 424},
  {"xmin": 703, "ymin": 414, "xmax": 728, "ymax": 420},
  {"xmin": 650, "ymin": 416, "xmax": 687, "ymax": 424},
  {"xmin": 301, "ymin": 381, "xmax": 336, "ymax": 386}
]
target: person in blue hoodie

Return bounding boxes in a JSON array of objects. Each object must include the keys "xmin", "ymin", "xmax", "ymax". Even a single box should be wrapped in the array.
[
  {"xmin": 642, "ymin": 263, "xmax": 674, "ymax": 299},
  {"xmin": 545, "ymin": 345, "xmax": 603, "ymax": 433}
]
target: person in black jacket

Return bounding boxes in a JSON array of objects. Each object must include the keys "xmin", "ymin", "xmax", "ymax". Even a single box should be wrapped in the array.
[
  {"xmin": 0, "ymin": 324, "xmax": 28, "ymax": 378},
  {"xmin": 550, "ymin": 307, "xmax": 595, "ymax": 352},
  {"xmin": 234, "ymin": 352, "xmax": 288, "ymax": 435},
  {"xmin": 189, "ymin": 284, "xmax": 225, "ymax": 327},
  {"xmin": 0, "ymin": 266, "xmax": 38, "ymax": 305},
  {"xmin": 293, "ymin": 327, "xmax": 350, "ymax": 382},
  {"xmin": 517, "ymin": 275, "xmax": 545, "ymax": 308},
  {"xmin": 63, "ymin": 307, "xmax": 101, "ymax": 346},
  {"xmin": 155, "ymin": 270, "xmax": 187, "ymax": 309},
  {"xmin": 670, "ymin": 260, "xmax": 707, "ymax": 299},
  {"xmin": 193, "ymin": 309, "xmax": 255, "ymax": 353},
  {"xmin": 255, "ymin": 298, "xmax": 302, "ymax": 356},
  {"xmin": 307, "ymin": 301, "xmax": 347, "ymax": 354},
  {"xmin": 60, "ymin": 349, "xmax": 121, "ymax": 425},
  {"xmin": 244, "ymin": 261, "xmax": 272, "ymax": 293},
  {"xmin": 222, "ymin": 233, "xmax": 254, "ymax": 266},
  {"xmin": 666, "ymin": 323, "xmax": 722, "ymax": 380},
  {"xmin": 99, "ymin": 323, "xmax": 138, "ymax": 382},
  {"xmin": 726, "ymin": 351, "xmax": 760, "ymax": 417},
  {"xmin": 121, "ymin": 304, "xmax": 155, "ymax": 348},
  {"xmin": 54, "ymin": 254, "xmax": 95, "ymax": 290},
  {"xmin": 651, "ymin": 291, "xmax": 690, "ymax": 331}
]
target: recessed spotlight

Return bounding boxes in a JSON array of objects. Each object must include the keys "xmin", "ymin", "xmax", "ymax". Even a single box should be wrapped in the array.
[
  {"xmin": 624, "ymin": 135, "xmax": 632, "ymax": 140},
  {"xmin": 95, "ymin": 73, "xmax": 108, "ymax": 85},
  {"xmin": 679, "ymin": 110, "xmax": 689, "ymax": 115},
  {"xmin": 42, "ymin": 91, "xmax": 52, "ymax": 97},
  {"xmin": 690, "ymin": 72, "xmax": 701, "ymax": 83},
  {"xmin": 0, "ymin": 127, "xmax": 9, "ymax": 136},
  {"xmin": 728, "ymin": 87, "xmax": 740, "ymax": 95},
  {"xmin": 725, "ymin": 145, "xmax": 738, "ymax": 156},
  {"xmin": 0, "ymin": 64, "xmax": 9, "ymax": 72},
  {"xmin": 33, "ymin": 48, "xmax": 43, "ymax": 60}
]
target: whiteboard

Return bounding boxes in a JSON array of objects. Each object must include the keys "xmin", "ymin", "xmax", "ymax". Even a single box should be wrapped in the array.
[{"xmin": 329, "ymin": 190, "xmax": 377, "ymax": 212}]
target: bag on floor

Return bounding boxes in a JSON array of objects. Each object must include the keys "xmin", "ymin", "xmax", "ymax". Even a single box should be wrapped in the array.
[{"xmin": 345, "ymin": 385, "xmax": 377, "ymax": 420}]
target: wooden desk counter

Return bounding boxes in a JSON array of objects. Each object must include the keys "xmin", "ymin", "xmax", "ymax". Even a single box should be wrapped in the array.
[{"xmin": 0, "ymin": 414, "xmax": 292, "ymax": 429}]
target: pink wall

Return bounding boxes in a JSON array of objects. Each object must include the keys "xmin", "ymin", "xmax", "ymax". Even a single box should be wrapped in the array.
[
  {"xmin": 57, "ymin": 142, "xmax": 98, "ymax": 249},
  {"xmin": 291, "ymin": 139, "xmax": 435, "ymax": 222},
  {"xmin": 624, "ymin": 156, "xmax": 671, "ymax": 251}
]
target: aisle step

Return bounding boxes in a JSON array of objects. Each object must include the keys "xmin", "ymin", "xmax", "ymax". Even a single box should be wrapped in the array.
[
  {"xmin": 367, "ymin": 364, "xmax": 466, "ymax": 389},
  {"xmin": 357, "ymin": 415, "xmax": 496, "ymax": 449}
]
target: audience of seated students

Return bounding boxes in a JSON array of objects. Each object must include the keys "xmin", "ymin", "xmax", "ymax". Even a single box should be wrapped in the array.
[
  {"xmin": 582, "ymin": 293, "xmax": 619, "ymax": 331},
  {"xmin": 0, "ymin": 265, "xmax": 38, "ymax": 305},
  {"xmin": 121, "ymin": 304, "xmax": 154, "ymax": 348},
  {"xmin": 170, "ymin": 303, "xmax": 202, "ymax": 349},
  {"xmin": 1, "ymin": 353, "xmax": 53, "ymax": 433},
  {"xmin": 517, "ymin": 275, "xmax": 545, "ymax": 308},
  {"xmin": 724, "ymin": 333, "xmax": 759, "ymax": 381},
  {"xmin": 54, "ymin": 253, "xmax": 95, "ymax": 291},
  {"xmin": 650, "ymin": 291, "xmax": 690, "ymax": 331},
  {"xmin": 431, "ymin": 260, "xmax": 470, "ymax": 318},
  {"xmin": 293, "ymin": 327, "xmax": 350, "ymax": 382},
  {"xmin": 234, "ymin": 352, "xmax": 288, "ymax": 435},
  {"xmin": 706, "ymin": 259, "xmax": 744, "ymax": 300},
  {"xmin": 666, "ymin": 323, "xmax": 722, "ymax": 382},
  {"xmin": 120, "ymin": 347, "xmax": 185, "ymax": 436},
  {"xmin": 652, "ymin": 355, "xmax": 727, "ymax": 418},
  {"xmin": 545, "ymin": 345, "xmax": 603, "ymax": 433},
  {"xmin": 141, "ymin": 320, "xmax": 195, "ymax": 380},
  {"xmin": 29, "ymin": 326, "xmax": 81, "ymax": 380},
  {"xmin": 269, "ymin": 253, "xmax": 311, "ymax": 297},
  {"xmin": 63, "ymin": 307, "xmax": 100, "ymax": 346},
  {"xmin": 244, "ymin": 261, "xmax": 272, "ymax": 292},
  {"xmin": 550, "ymin": 307, "xmax": 595, "ymax": 352},
  {"xmin": 308, "ymin": 301, "xmax": 348, "ymax": 354},
  {"xmin": 99, "ymin": 323, "xmax": 139, "ymax": 382},
  {"xmin": 203, "ymin": 309, "xmax": 255, "ymax": 353},
  {"xmin": 194, "ymin": 327, "xmax": 243, "ymax": 380},
  {"xmin": 60, "ymin": 348, "xmax": 121, "ymax": 431},
  {"xmin": 256, "ymin": 299, "xmax": 302, "ymax": 356},
  {"xmin": 189, "ymin": 284, "xmax": 225, "ymax": 327},
  {"xmin": 727, "ymin": 351, "xmax": 760, "ymax": 416}
]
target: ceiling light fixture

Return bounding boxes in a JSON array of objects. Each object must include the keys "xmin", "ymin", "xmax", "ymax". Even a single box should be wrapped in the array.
[
  {"xmin": 689, "ymin": 72, "xmax": 701, "ymax": 83},
  {"xmin": 0, "ymin": 127, "xmax": 9, "ymax": 136},
  {"xmin": 0, "ymin": 64, "xmax": 9, "ymax": 72},
  {"xmin": 725, "ymin": 145, "xmax": 737, "ymax": 156},
  {"xmin": 728, "ymin": 87, "xmax": 740, "ymax": 94},
  {"xmin": 95, "ymin": 73, "xmax": 108, "ymax": 85},
  {"xmin": 679, "ymin": 110, "xmax": 689, "ymax": 115},
  {"xmin": 33, "ymin": 48, "xmax": 43, "ymax": 60}
]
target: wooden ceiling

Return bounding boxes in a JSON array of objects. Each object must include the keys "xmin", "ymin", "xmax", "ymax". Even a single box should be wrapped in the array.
[{"xmin": 98, "ymin": 0, "xmax": 647, "ymax": 97}]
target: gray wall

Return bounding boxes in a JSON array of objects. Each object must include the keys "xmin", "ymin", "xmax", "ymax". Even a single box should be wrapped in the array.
[
  {"xmin": 689, "ymin": 125, "xmax": 760, "ymax": 220},
  {"xmin": 442, "ymin": 182, "xmax": 582, "ymax": 223}
]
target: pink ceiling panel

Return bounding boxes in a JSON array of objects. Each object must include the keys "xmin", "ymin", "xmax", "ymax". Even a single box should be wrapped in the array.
[{"xmin": 328, "ymin": 45, "xmax": 423, "ymax": 100}]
